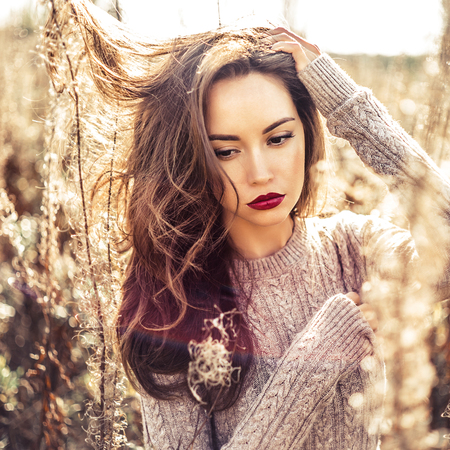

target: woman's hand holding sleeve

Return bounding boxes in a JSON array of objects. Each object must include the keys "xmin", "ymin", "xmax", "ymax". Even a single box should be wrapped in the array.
[{"xmin": 222, "ymin": 293, "xmax": 375, "ymax": 450}]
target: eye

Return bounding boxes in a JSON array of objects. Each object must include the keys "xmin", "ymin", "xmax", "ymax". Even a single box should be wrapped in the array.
[
  {"xmin": 268, "ymin": 132, "xmax": 295, "ymax": 146},
  {"xmin": 214, "ymin": 148, "xmax": 239, "ymax": 160}
]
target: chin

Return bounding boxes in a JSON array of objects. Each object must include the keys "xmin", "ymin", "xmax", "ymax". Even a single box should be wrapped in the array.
[{"xmin": 238, "ymin": 209, "xmax": 293, "ymax": 229}]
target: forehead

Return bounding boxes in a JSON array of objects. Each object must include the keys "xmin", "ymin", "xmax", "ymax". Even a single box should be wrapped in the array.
[{"xmin": 206, "ymin": 73, "xmax": 298, "ymax": 133}]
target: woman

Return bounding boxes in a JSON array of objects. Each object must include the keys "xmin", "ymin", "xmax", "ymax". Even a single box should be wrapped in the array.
[{"xmin": 63, "ymin": 3, "xmax": 450, "ymax": 448}]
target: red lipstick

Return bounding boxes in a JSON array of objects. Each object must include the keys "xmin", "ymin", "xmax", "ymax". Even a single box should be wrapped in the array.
[{"xmin": 247, "ymin": 192, "xmax": 285, "ymax": 210}]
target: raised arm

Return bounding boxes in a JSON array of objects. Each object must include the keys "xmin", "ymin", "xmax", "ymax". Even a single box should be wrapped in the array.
[
  {"xmin": 298, "ymin": 53, "xmax": 450, "ymax": 205},
  {"xmin": 270, "ymin": 28, "xmax": 450, "ymax": 295},
  {"xmin": 270, "ymin": 27, "xmax": 450, "ymax": 217},
  {"xmin": 301, "ymin": 55, "xmax": 450, "ymax": 295}
]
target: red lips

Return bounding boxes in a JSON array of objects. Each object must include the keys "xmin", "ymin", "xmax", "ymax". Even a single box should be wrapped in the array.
[{"xmin": 247, "ymin": 192, "xmax": 285, "ymax": 210}]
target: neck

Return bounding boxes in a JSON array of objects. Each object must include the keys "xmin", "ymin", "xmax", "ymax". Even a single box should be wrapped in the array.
[{"xmin": 226, "ymin": 215, "xmax": 294, "ymax": 260}]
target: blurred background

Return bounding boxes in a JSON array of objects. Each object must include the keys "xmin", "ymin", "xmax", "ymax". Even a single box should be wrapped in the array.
[{"xmin": 1, "ymin": 0, "xmax": 450, "ymax": 448}]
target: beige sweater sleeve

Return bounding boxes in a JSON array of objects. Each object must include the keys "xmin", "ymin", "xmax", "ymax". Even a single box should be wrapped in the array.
[
  {"xmin": 298, "ymin": 53, "xmax": 450, "ymax": 190},
  {"xmin": 298, "ymin": 54, "xmax": 450, "ymax": 295}
]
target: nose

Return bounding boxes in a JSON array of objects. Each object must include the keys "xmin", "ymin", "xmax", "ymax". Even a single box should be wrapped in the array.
[{"xmin": 246, "ymin": 149, "xmax": 274, "ymax": 185}]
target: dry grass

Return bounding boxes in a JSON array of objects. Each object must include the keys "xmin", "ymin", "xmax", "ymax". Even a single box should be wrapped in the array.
[{"xmin": 0, "ymin": 1, "xmax": 450, "ymax": 449}]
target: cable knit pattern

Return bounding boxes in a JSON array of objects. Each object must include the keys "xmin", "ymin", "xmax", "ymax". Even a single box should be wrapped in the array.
[
  {"xmin": 221, "ymin": 295, "xmax": 375, "ymax": 450},
  {"xmin": 299, "ymin": 54, "xmax": 450, "ymax": 201},
  {"xmin": 140, "ymin": 54, "xmax": 450, "ymax": 449}
]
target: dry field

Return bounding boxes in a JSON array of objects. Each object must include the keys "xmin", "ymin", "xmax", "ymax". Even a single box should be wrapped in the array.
[{"xmin": 0, "ymin": 1, "xmax": 450, "ymax": 449}]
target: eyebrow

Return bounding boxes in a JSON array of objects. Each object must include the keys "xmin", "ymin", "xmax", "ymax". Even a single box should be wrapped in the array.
[{"xmin": 208, "ymin": 117, "xmax": 296, "ymax": 141}]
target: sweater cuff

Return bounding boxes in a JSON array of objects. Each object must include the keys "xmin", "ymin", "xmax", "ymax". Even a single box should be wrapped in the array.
[
  {"xmin": 297, "ymin": 54, "xmax": 360, "ymax": 118},
  {"xmin": 307, "ymin": 293, "xmax": 375, "ymax": 361}
]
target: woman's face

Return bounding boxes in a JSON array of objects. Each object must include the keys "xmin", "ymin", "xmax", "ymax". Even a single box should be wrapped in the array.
[{"xmin": 206, "ymin": 72, "xmax": 306, "ymax": 234}]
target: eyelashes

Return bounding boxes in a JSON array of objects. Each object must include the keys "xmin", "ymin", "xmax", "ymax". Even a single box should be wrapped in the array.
[
  {"xmin": 214, "ymin": 148, "xmax": 237, "ymax": 159},
  {"xmin": 268, "ymin": 132, "xmax": 295, "ymax": 146},
  {"xmin": 214, "ymin": 132, "xmax": 296, "ymax": 160}
]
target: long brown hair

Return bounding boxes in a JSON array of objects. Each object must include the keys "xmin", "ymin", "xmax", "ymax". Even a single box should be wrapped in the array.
[{"xmin": 64, "ymin": 0, "xmax": 325, "ymax": 411}]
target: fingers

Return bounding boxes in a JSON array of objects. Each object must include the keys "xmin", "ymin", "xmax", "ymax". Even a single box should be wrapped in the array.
[
  {"xmin": 345, "ymin": 292, "xmax": 378, "ymax": 332},
  {"xmin": 265, "ymin": 27, "xmax": 320, "ymax": 73},
  {"xmin": 358, "ymin": 304, "xmax": 379, "ymax": 332},
  {"xmin": 271, "ymin": 41, "xmax": 310, "ymax": 73},
  {"xmin": 345, "ymin": 292, "xmax": 360, "ymax": 305},
  {"xmin": 267, "ymin": 27, "xmax": 321, "ymax": 56}
]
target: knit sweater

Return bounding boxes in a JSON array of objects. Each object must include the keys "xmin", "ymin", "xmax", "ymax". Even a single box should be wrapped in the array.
[{"xmin": 139, "ymin": 54, "xmax": 450, "ymax": 449}]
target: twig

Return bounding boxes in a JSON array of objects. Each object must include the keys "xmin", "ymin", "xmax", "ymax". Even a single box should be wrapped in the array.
[
  {"xmin": 48, "ymin": 0, "xmax": 108, "ymax": 446},
  {"xmin": 217, "ymin": 0, "xmax": 221, "ymax": 27}
]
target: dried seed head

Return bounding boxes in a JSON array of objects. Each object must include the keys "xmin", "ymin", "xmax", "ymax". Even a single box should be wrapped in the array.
[{"xmin": 188, "ymin": 311, "xmax": 240, "ymax": 404}]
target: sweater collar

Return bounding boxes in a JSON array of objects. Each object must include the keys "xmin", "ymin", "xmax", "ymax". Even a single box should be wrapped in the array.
[{"xmin": 232, "ymin": 217, "xmax": 310, "ymax": 281}]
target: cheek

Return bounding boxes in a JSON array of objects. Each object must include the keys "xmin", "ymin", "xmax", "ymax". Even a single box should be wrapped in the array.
[
  {"xmin": 280, "ymin": 146, "xmax": 305, "ymax": 183},
  {"xmin": 292, "ymin": 137, "xmax": 306, "ymax": 180},
  {"xmin": 299, "ymin": 154, "xmax": 306, "ymax": 180},
  {"xmin": 293, "ymin": 149, "xmax": 305, "ymax": 171},
  {"xmin": 284, "ymin": 147, "xmax": 306, "ymax": 204}
]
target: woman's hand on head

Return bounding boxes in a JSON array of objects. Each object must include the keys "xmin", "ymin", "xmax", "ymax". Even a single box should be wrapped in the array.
[
  {"xmin": 267, "ymin": 27, "xmax": 321, "ymax": 73},
  {"xmin": 345, "ymin": 292, "xmax": 379, "ymax": 333}
]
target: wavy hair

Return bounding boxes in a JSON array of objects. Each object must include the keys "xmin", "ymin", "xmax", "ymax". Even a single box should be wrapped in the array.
[{"xmin": 65, "ymin": 0, "xmax": 325, "ymax": 411}]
